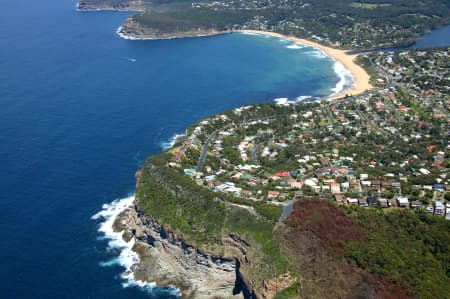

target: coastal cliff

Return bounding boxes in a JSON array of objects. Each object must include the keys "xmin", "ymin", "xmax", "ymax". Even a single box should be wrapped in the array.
[
  {"xmin": 117, "ymin": 17, "xmax": 229, "ymax": 40},
  {"xmin": 110, "ymin": 155, "xmax": 290, "ymax": 298},
  {"xmin": 77, "ymin": 0, "xmax": 144, "ymax": 11},
  {"xmin": 113, "ymin": 204, "xmax": 251, "ymax": 298}
]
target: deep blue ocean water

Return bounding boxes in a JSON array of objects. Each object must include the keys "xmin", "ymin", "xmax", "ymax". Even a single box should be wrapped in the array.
[{"xmin": 1, "ymin": 0, "xmax": 449, "ymax": 297}]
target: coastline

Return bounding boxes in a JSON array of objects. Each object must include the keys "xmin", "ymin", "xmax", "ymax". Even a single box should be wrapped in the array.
[
  {"xmin": 76, "ymin": 1, "xmax": 144, "ymax": 12},
  {"xmin": 116, "ymin": 25, "xmax": 372, "ymax": 100},
  {"xmin": 101, "ymin": 21, "xmax": 374, "ymax": 297},
  {"xmin": 116, "ymin": 26, "xmax": 230, "ymax": 41},
  {"xmin": 93, "ymin": 194, "xmax": 253, "ymax": 298},
  {"xmin": 239, "ymin": 30, "xmax": 373, "ymax": 100}
]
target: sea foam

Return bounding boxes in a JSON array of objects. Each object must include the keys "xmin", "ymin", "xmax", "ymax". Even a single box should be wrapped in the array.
[
  {"xmin": 331, "ymin": 61, "xmax": 354, "ymax": 95},
  {"xmin": 240, "ymin": 31, "xmax": 262, "ymax": 36},
  {"xmin": 92, "ymin": 196, "xmax": 180, "ymax": 296},
  {"xmin": 161, "ymin": 133, "xmax": 184, "ymax": 150},
  {"xmin": 304, "ymin": 49, "xmax": 327, "ymax": 59},
  {"xmin": 286, "ymin": 43, "xmax": 304, "ymax": 49},
  {"xmin": 274, "ymin": 96, "xmax": 315, "ymax": 105},
  {"xmin": 116, "ymin": 27, "xmax": 155, "ymax": 40}
]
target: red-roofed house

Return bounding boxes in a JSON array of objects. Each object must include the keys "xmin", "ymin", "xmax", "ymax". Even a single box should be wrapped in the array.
[
  {"xmin": 398, "ymin": 105, "xmax": 409, "ymax": 112},
  {"xmin": 330, "ymin": 182, "xmax": 341, "ymax": 194},
  {"xmin": 275, "ymin": 172, "xmax": 291, "ymax": 177}
]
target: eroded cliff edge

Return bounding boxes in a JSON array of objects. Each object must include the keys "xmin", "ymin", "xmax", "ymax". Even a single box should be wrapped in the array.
[
  {"xmin": 111, "ymin": 153, "xmax": 292, "ymax": 298},
  {"xmin": 113, "ymin": 204, "xmax": 254, "ymax": 298}
]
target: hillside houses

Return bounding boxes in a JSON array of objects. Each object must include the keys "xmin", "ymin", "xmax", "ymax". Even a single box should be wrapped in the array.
[{"xmin": 165, "ymin": 48, "xmax": 449, "ymax": 219}]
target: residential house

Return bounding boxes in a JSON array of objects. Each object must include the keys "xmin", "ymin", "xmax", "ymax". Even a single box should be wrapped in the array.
[
  {"xmin": 378, "ymin": 198, "xmax": 388, "ymax": 208},
  {"xmin": 435, "ymin": 201, "xmax": 445, "ymax": 216},
  {"xmin": 388, "ymin": 198, "xmax": 398, "ymax": 207},
  {"xmin": 411, "ymin": 200, "xmax": 423, "ymax": 210},
  {"xmin": 268, "ymin": 191, "xmax": 280, "ymax": 199},
  {"xmin": 397, "ymin": 196, "xmax": 409, "ymax": 207},
  {"xmin": 290, "ymin": 181, "xmax": 303, "ymax": 189},
  {"xmin": 433, "ymin": 185, "xmax": 444, "ymax": 192},
  {"xmin": 335, "ymin": 194, "xmax": 344, "ymax": 204},
  {"xmin": 347, "ymin": 198, "xmax": 358, "ymax": 205},
  {"xmin": 391, "ymin": 182, "xmax": 401, "ymax": 189},
  {"xmin": 358, "ymin": 198, "xmax": 369, "ymax": 207},
  {"xmin": 330, "ymin": 183, "xmax": 341, "ymax": 194},
  {"xmin": 367, "ymin": 197, "xmax": 378, "ymax": 207},
  {"xmin": 341, "ymin": 182, "xmax": 350, "ymax": 190}
]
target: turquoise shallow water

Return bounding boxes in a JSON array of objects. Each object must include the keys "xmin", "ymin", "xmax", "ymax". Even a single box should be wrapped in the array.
[{"xmin": 1, "ymin": 0, "xmax": 448, "ymax": 297}]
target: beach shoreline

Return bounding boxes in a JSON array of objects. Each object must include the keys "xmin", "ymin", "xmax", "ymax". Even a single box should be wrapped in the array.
[
  {"xmin": 239, "ymin": 30, "xmax": 373, "ymax": 100},
  {"xmin": 115, "ymin": 25, "xmax": 373, "ymax": 100}
]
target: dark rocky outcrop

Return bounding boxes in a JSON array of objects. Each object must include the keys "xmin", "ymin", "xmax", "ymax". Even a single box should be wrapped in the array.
[{"xmin": 113, "ymin": 204, "xmax": 259, "ymax": 298}]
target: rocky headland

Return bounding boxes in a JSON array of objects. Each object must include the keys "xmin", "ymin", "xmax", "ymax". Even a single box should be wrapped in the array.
[
  {"xmin": 113, "ymin": 204, "xmax": 250, "ymax": 298},
  {"xmin": 76, "ymin": 0, "xmax": 144, "ymax": 11},
  {"xmin": 107, "ymin": 158, "xmax": 297, "ymax": 299},
  {"xmin": 117, "ymin": 18, "xmax": 229, "ymax": 40}
]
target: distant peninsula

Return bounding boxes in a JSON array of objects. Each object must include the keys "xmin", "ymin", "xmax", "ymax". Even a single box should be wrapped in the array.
[
  {"xmin": 77, "ymin": 0, "xmax": 144, "ymax": 11},
  {"xmin": 81, "ymin": 0, "xmax": 450, "ymax": 49}
]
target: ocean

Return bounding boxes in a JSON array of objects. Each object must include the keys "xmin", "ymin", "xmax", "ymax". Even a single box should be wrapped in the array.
[{"xmin": 0, "ymin": 0, "xmax": 449, "ymax": 298}]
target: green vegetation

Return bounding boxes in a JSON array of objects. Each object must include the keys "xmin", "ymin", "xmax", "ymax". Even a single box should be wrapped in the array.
[
  {"xmin": 117, "ymin": 0, "xmax": 450, "ymax": 49},
  {"xmin": 344, "ymin": 207, "xmax": 450, "ymax": 299},
  {"xmin": 78, "ymin": 0, "xmax": 144, "ymax": 9},
  {"xmin": 136, "ymin": 152, "xmax": 288, "ymax": 289},
  {"xmin": 156, "ymin": 47, "xmax": 449, "ymax": 296},
  {"xmin": 77, "ymin": 0, "xmax": 450, "ymax": 293},
  {"xmin": 273, "ymin": 282, "xmax": 300, "ymax": 299},
  {"xmin": 355, "ymin": 55, "xmax": 384, "ymax": 86},
  {"xmin": 132, "ymin": 9, "xmax": 254, "ymax": 33}
]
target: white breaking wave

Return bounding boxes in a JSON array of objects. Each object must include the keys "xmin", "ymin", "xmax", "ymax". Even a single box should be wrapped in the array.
[
  {"xmin": 127, "ymin": 57, "xmax": 137, "ymax": 62},
  {"xmin": 286, "ymin": 43, "xmax": 304, "ymax": 49},
  {"xmin": 301, "ymin": 46, "xmax": 354, "ymax": 97},
  {"xmin": 274, "ymin": 97, "xmax": 289, "ymax": 106},
  {"xmin": 274, "ymin": 96, "xmax": 316, "ymax": 105},
  {"xmin": 296, "ymin": 95, "xmax": 316, "ymax": 102},
  {"xmin": 92, "ymin": 196, "xmax": 180, "ymax": 295},
  {"xmin": 331, "ymin": 61, "xmax": 354, "ymax": 95},
  {"xmin": 304, "ymin": 49, "xmax": 327, "ymax": 59},
  {"xmin": 240, "ymin": 31, "xmax": 262, "ymax": 36},
  {"xmin": 161, "ymin": 133, "xmax": 184, "ymax": 150},
  {"xmin": 116, "ymin": 27, "xmax": 155, "ymax": 40}
]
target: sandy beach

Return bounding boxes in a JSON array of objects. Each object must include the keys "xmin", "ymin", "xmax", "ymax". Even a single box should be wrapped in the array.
[
  {"xmin": 240, "ymin": 30, "xmax": 373, "ymax": 100},
  {"xmin": 116, "ymin": 24, "xmax": 373, "ymax": 100}
]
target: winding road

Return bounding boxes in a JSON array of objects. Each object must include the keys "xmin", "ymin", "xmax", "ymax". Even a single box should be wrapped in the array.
[{"xmin": 196, "ymin": 130, "xmax": 219, "ymax": 172}]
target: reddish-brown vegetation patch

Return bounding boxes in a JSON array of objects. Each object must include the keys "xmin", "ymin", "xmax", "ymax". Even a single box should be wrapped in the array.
[
  {"xmin": 278, "ymin": 198, "xmax": 411, "ymax": 299},
  {"xmin": 285, "ymin": 199, "xmax": 365, "ymax": 255}
]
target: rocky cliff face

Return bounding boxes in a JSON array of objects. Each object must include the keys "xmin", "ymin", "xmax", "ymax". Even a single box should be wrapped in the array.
[
  {"xmin": 118, "ymin": 18, "xmax": 229, "ymax": 40},
  {"xmin": 113, "ymin": 204, "xmax": 255, "ymax": 298},
  {"xmin": 113, "ymin": 162, "xmax": 291, "ymax": 298},
  {"xmin": 77, "ymin": 0, "xmax": 144, "ymax": 11}
]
